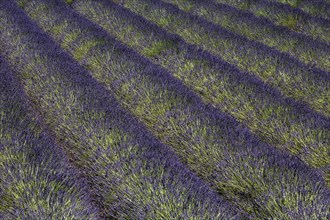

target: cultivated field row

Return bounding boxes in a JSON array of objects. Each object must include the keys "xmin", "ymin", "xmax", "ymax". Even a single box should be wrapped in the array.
[{"xmin": 0, "ymin": 0, "xmax": 329, "ymax": 219}]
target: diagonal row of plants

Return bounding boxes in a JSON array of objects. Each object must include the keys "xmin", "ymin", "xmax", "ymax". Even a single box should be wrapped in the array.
[
  {"xmin": 65, "ymin": 0, "xmax": 330, "ymax": 179},
  {"xmin": 117, "ymin": 0, "xmax": 330, "ymax": 116},
  {"xmin": 123, "ymin": 0, "xmax": 330, "ymax": 111},
  {"xmin": 114, "ymin": 0, "xmax": 330, "ymax": 118},
  {"xmin": 0, "ymin": 57, "xmax": 100, "ymax": 219},
  {"xmin": 12, "ymin": 0, "xmax": 330, "ymax": 219},
  {"xmin": 162, "ymin": 0, "xmax": 330, "ymax": 71},
  {"xmin": 268, "ymin": 0, "xmax": 330, "ymax": 20},
  {"xmin": 0, "ymin": 2, "xmax": 243, "ymax": 219},
  {"xmin": 213, "ymin": 0, "xmax": 330, "ymax": 43}
]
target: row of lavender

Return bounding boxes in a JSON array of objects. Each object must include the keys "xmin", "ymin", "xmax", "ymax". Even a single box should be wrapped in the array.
[
  {"xmin": 213, "ymin": 0, "xmax": 330, "ymax": 42},
  {"xmin": 8, "ymin": 0, "xmax": 330, "ymax": 219},
  {"xmin": 60, "ymin": 0, "xmax": 330, "ymax": 180},
  {"xmin": 0, "ymin": 1, "xmax": 243, "ymax": 219},
  {"xmin": 162, "ymin": 0, "xmax": 330, "ymax": 70},
  {"xmin": 0, "ymin": 57, "xmax": 99, "ymax": 219},
  {"xmin": 269, "ymin": 0, "xmax": 330, "ymax": 20},
  {"xmin": 107, "ymin": 0, "xmax": 330, "ymax": 119}
]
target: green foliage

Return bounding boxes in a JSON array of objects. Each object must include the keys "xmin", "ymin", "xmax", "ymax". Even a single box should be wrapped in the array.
[
  {"xmin": 143, "ymin": 40, "xmax": 177, "ymax": 58},
  {"xmin": 239, "ymin": 0, "xmax": 254, "ymax": 10},
  {"xmin": 279, "ymin": 15, "xmax": 300, "ymax": 29},
  {"xmin": 65, "ymin": 0, "xmax": 74, "ymax": 5},
  {"xmin": 73, "ymin": 39, "xmax": 106, "ymax": 61},
  {"xmin": 178, "ymin": 0, "xmax": 194, "ymax": 12},
  {"xmin": 17, "ymin": 0, "xmax": 28, "ymax": 8},
  {"xmin": 280, "ymin": 0, "xmax": 303, "ymax": 8}
]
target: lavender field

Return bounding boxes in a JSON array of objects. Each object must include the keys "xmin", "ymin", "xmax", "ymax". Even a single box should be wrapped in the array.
[{"xmin": 0, "ymin": 0, "xmax": 329, "ymax": 219}]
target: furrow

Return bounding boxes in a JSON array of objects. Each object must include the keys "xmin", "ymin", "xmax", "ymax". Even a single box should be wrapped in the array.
[
  {"xmin": 0, "ymin": 1, "xmax": 243, "ymax": 219},
  {"xmin": 12, "ymin": 0, "xmax": 330, "ymax": 219}
]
